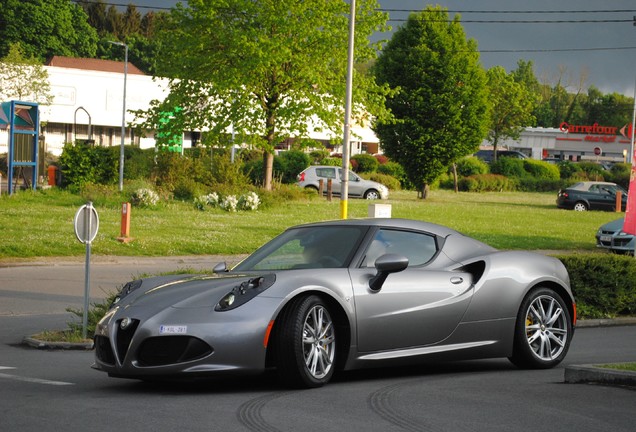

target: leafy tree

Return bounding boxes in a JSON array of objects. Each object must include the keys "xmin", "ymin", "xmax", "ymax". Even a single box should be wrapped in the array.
[
  {"xmin": 136, "ymin": 0, "xmax": 390, "ymax": 191},
  {"xmin": 0, "ymin": 0, "xmax": 98, "ymax": 60},
  {"xmin": 0, "ymin": 43, "xmax": 53, "ymax": 105},
  {"xmin": 373, "ymin": 6, "xmax": 489, "ymax": 198},
  {"xmin": 485, "ymin": 66, "xmax": 535, "ymax": 161}
]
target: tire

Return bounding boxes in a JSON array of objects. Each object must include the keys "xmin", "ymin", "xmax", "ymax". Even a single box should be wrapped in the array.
[
  {"xmin": 364, "ymin": 189, "xmax": 380, "ymax": 200},
  {"xmin": 573, "ymin": 201, "xmax": 588, "ymax": 211},
  {"xmin": 274, "ymin": 295, "xmax": 336, "ymax": 388},
  {"xmin": 509, "ymin": 287, "xmax": 573, "ymax": 369}
]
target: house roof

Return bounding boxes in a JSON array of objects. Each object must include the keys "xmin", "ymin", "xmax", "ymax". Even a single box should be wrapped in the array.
[{"xmin": 45, "ymin": 56, "xmax": 146, "ymax": 75}]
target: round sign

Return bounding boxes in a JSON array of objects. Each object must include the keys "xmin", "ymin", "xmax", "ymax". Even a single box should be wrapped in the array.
[
  {"xmin": 74, "ymin": 203, "xmax": 99, "ymax": 244},
  {"xmin": 594, "ymin": 147, "xmax": 602, "ymax": 156}
]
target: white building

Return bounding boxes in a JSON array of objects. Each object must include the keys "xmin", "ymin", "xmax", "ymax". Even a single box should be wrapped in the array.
[{"xmin": 1, "ymin": 56, "xmax": 380, "ymax": 157}]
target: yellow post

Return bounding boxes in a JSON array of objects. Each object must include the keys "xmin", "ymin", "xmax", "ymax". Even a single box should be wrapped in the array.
[{"xmin": 340, "ymin": 199, "xmax": 348, "ymax": 219}]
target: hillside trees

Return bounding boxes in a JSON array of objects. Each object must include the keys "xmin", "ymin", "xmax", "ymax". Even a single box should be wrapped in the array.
[
  {"xmin": 136, "ymin": 0, "xmax": 390, "ymax": 191},
  {"xmin": 0, "ymin": 0, "xmax": 98, "ymax": 60},
  {"xmin": 373, "ymin": 6, "xmax": 489, "ymax": 198}
]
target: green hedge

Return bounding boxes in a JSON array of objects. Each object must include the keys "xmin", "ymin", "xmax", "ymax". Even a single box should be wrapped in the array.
[{"xmin": 554, "ymin": 254, "xmax": 636, "ymax": 319}]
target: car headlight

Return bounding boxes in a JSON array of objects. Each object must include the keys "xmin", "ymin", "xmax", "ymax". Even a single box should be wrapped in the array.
[{"xmin": 215, "ymin": 274, "xmax": 276, "ymax": 311}]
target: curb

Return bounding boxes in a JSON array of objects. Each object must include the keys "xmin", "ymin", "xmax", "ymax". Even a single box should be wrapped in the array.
[
  {"xmin": 22, "ymin": 336, "xmax": 94, "ymax": 351},
  {"xmin": 564, "ymin": 364, "xmax": 636, "ymax": 388}
]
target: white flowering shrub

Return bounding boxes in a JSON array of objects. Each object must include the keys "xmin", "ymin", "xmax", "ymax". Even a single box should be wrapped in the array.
[
  {"xmin": 219, "ymin": 195, "xmax": 238, "ymax": 212},
  {"xmin": 131, "ymin": 188, "xmax": 159, "ymax": 207},
  {"xmin": 238, "ymin": 191, "xmax": 260, "ymax": 211},
  {"xmin": 194, "ymin": 192, "xmax": 220, "ymax": 210},
  {"xmin": 195, "ymin": 191, "xmax": 259, "ymax": 212}
]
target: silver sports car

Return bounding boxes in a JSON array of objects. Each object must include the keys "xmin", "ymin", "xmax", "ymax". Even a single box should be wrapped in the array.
[{"xmin": 93, "ymin": 218, "xmax": 576, "ymax": 388}]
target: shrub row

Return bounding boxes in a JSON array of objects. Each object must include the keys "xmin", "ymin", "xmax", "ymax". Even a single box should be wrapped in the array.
[{"xmin": 555, "ymin": 253, "xmax": 636, "ymax": 319}]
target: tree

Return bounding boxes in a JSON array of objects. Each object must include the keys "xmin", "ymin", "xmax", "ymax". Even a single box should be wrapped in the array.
[
  {"xmin": 137, "ymin": 0, "xmax": 390, "ymax": 191},
  {"xmin": 373, "ymin": 6, "xmax": 489, "ymax": 198},
  {"xmin": 485, "ymin": 66, "xmax": 535, "ymax": 161},
  {"xmin": 0, "ymin": 43, "xmax": 53, "ymax": 105},
  {"xmin": 0, "ymin": 0, "xmax": 98, "ymax": 61}
]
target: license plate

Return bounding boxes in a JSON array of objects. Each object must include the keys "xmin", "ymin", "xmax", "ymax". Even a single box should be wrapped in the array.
[
  {"xmin": 159, "ymin": 325, "xmax": 187, "ymax": 334},
  {"xmin": 600, "ymin": 235, "xmax": 613, "ymax": 242}
]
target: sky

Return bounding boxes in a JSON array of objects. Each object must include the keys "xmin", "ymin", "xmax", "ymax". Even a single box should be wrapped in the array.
[{"xmin": 140, "ymin": 0, "xmax": 636, "ymax": 97}]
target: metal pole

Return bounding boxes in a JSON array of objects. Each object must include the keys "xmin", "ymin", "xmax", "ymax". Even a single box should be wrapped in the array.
[
  {"xmin": 82, "ymin": 202, "xmax": 93, "ymax": 340},
  {"xmin": 108, "ymin": 41, "xmax": 128, "ymax": 192},
  {"xmin": 340, "ymin": 0, "xmax": 356, "ymax": 220}
]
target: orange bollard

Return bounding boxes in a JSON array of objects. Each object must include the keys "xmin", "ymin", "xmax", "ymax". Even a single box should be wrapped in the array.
[
  {"xmin": 117, "ymin": 202, "xmax": 133, "ymax": 243},
  {"xmin": 616, "ymin": 191, "xmax": 622, "ymax": 212}
]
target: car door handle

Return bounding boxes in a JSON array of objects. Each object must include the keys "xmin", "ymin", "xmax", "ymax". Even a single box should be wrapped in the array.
[{"xmin": 450, "ymin": 277, "xmax": 464, "ymax": 284}]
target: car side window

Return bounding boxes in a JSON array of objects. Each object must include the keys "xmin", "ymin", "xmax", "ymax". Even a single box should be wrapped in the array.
[
  {"xmin": 361, "ymin": 229, "xmax": 437, "ymax": 268},
  {"xmin": 588, "ymin": 185, "xmax": 600, "ymax": 194},
  {"xmin": 315, "ymin": 168, "xmax": 336, "ymax": 179}
]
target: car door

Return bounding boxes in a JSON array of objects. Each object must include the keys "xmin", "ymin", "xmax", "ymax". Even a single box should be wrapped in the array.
[
  {"xmin": 338, "ymin": 169, "xmax": 363, "ymax": 197},
  {"xmin": 314, "ymin": 167, "xmax": 340, "ymax": 196},
  {"xmin": 350, "ymin": 228, "xmax": 474, "ymax": 352},
  {"xmin": 586, "ymin": 184, "xmax": 614, "ymax": 210}
]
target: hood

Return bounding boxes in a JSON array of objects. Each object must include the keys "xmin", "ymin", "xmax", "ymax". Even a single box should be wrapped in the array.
[
  {"xmin": 600, "ymin": 218, "xmax": 625, "ymax": 231},
  {"xmin": 117, "ymin": 273, "xmax": 266, "ymax": 310}
]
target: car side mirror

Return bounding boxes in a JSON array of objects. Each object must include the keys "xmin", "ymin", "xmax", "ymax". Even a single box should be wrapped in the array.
[
  {"xmin": 369, "ymin": 254, "xmax": 409, "ymax": 292},
  {"xmin": 213, "ymin": 262, "xmax": 228, "ymax": 273}
]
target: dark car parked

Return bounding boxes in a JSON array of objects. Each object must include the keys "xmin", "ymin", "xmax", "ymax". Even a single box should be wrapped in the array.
[
  {"xmin": 556, "ymin": 181, "xmax": 628, "ymax": 211},
  {"xmin": 474, "ymin": 150, "xmax": 528, "ymax": 163}
]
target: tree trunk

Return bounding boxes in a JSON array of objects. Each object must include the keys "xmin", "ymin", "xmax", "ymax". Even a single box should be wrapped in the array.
[
  {"xmin": 418, "ymin": 183, "xmax": 430, "ymax": 199},
  {"xmin": 452, "ymin": 163, "xmax": 458, "ymax": 193},
  {"xmin": 263, "ymin": 152, "xmax": 274, "ymax": 190}
]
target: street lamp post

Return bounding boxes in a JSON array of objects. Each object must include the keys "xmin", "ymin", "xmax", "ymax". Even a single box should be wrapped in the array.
[{"xmin": 108, "ymin": 41, "xmax": 128, "ymax": 191}]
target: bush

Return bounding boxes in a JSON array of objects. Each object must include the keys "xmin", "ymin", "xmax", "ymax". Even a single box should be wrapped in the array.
[
  {"xmin": 557, "ymin": 160, "xmax": 582, "ymax": 180},
  {"xmin": 276, "ymin": 150, "xmax": 311, "ymax": 183},
  {"xmin": 456, "ymin": 157, "xmax": 489, "ymax": 177},
  {"xmin": 378, "ymin": 161, "xmax": 411, "ymax": 189},
  {"xmin": 522, "ymin": 159, "xmax": 560, "ymax": 180},
  {"xmin": 361, "ymin": 172, "xmax": 401, "ymax": 190},
  {"xmin": 555, "ymin": 254, "xmax": 636, "ymax": 319},
  {"xmin": 490, "ymin": 157, "xmax": 526, "ymax": 178},
  {"xmin": 577, "ymin": 161, "xmax": 607, "ymax": 181},
  {"xmin": 516, "ymin": 177, "xmax": 564, "ymax": 192},
  {"xmin": 123, "ymin": 147, "xmax": 155, "ymax": 180},
  {"xmin": 458, "ymin": 174, "xmax": 517, "ymax": 192},
  {"xmin": 351, "ymin": 153, "xmax": 379, "ymax": 173},
  {"xmin": 608, "ymin": 163, "xmax": 630, "ymax": 189},
  {"xmin": 58, "ymin": 142, "xmax": 119, "ymax": 191}
]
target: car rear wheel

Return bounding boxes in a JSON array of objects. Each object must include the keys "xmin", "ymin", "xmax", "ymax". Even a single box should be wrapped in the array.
[
  {"xmin": 364, "ymin": 189, "xmax": 380, "ymax": 200},
  {"xmin": 573, "ymin": 201, "xmax": 588, "ymax": 211},
  {"xmin": 274, "ymin": 295, "xmax": 336, "ymax": 388},
  {"xmin": 509, "ymin": 287, "xmax": 572, "ymax": 369}
]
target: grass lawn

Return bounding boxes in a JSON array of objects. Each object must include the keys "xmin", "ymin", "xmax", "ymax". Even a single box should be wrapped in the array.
[{"xmin": 0, "ymin": 187, "xmax": 625, "ymax": 260}]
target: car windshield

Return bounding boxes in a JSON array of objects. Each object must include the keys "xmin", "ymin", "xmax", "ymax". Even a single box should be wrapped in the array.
[{"xmin": 233, "ymin": 225, "xmax": 369, "ymax": 271}]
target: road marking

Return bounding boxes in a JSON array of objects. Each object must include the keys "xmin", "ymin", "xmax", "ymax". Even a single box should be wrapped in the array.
[
  {"xmin": 0, "ymin": 370, "xmax": 74, "ymax": 386},
  {"xmin": 0, "ymin": 366, "xmax": 16, "ymax": 370}
]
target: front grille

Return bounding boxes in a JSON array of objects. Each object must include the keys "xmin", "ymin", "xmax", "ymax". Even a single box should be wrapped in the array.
[
  {"xmin": 116, "ymin": 319, "xmax": 140, "ymax": 363},
  {"xmin": 137, "ymin": 336, "xmax": 213, "ymax": 367},
  {"xmin": 95, "ymin": 335, "xmax": 116, "ymax": 365}
]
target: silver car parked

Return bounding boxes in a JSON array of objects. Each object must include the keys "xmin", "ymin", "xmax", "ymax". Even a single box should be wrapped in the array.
[
  {"xmin": 93, "ymin": 218, "xmax": 575, "ymax": 389},
  {"xmin": 296, "ymin": 165, "xmax": 389, "ymax": 199}
]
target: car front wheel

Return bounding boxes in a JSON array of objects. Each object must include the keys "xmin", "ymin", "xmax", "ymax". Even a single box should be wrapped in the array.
[
  {"xmin": 364, "ymin": 189, "xmax": 380, "ymax": 200},
  {"xmin": 573, "ymin": 201, "xmax": 588, "ymax": 211},
  {"xmin": 274, "ymin": 295, "xmax": 336, "ymax": 388},
  {"xmin": 509, "ymin": 287, "xmax": 572, "ymax": 369}
]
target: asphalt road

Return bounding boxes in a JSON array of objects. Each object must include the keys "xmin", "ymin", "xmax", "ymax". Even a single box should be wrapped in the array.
[{"xmin": 1, "ymin": 257, "xmax": 635, "ymax": 432}]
